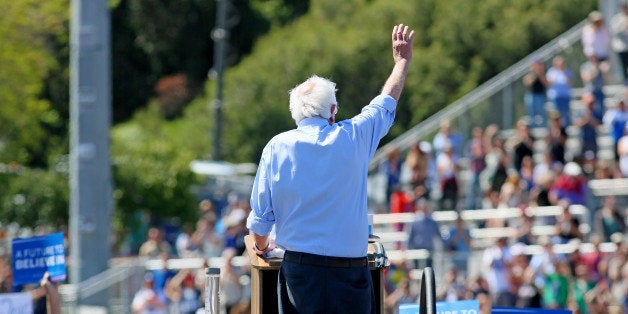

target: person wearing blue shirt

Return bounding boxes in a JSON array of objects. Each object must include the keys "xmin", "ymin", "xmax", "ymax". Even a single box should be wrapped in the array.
[{"xmin": 246, "ymin": 23, "xmax": 415, "ymax": 313}]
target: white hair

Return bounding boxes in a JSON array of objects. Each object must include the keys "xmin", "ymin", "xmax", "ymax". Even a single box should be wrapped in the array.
[{"xmin": 289, "ymin": 75, "xmax": 337, "ymax": 124}]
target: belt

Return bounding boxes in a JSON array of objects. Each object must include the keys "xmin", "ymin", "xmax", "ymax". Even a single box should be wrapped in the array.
[{"xmin": 283, "ymin": 250, "xmax": 368, "ymax": 268}]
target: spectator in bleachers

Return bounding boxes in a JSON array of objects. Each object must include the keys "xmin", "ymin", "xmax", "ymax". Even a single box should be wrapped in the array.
[
  {"xmin": 529, "ymin": 170, "xmax": 555, "ymax": 209},
  {"xmin": 580, "ymin": 53, "xmax": 610, "ymax": 118},
  {"xmin": 164, "ymin": 269, "xmax": 201, "ymax": 314},
  {"xmin": 465, "ymin": 126, "xmax": 487, "ymax": 210},
  {"xmin": 384, "ymin": 257, "xmax": 412, "ymax": 294},
  {"xmin": 0, "ymin": 254, "xmax": 14, "ymax": 293},
  {"xmin": 139, "ymin": 227, "xmax": 172, "ymax": 259},
  {"xmin": 389, "ymin": 184, "xmax": 414, "ymax": 233},
  {"xmin": 546, "ymin": 110, "xmax": 567, "ymax": 165},
  {"xmin": 406, "ymin": 198, "xmax": 444, "ymax": 269},
  {"xmin": 174, "ymin": 224, "xmax": 200, "ymax": 259},
  {"xmin": 611, "ymin": 1, "xmax": 628, "ymax": 83},
  {"xmin": 607, "ymin": 259, "xmax": 628, "ymax": 314},
  {"xmin": 436, "ymin": 140, "xmax": 459, "ymax": 211},
  {"xmin": 542, "ymin": 260, "xmax": 572, "ymax": 309},
  {"xmin": 446, "ymin": 215, "xmax": 472, "ymax": 277},
  {"xmin": 603, "ymin": 98, "xmax": 628, "ymax": 160},
  {"xmin": 516, "ymin": 267, "xmax": 542, "ymax": 308},
  {"xmin": 546, "ymin": 55, "xmax": 574, "ymax": 127},
  {"xmin": 552, "ymin": 200, "xmax": 584, "ymax": 245},
  {"xmin": 513, "ymin": 212, "xmax": 535, "ymax": 246},
  {"xmin": 523, "ymin": 58, "xmax": 549, "ymax": 128},
  {"xmin": 463, "ymin": 275, "xmax": 490, "ymax": 301},
  {"xmin": 384, "ymin": 277, "xmax": 417, "ymax": 314},
  {"xmin": 220, "ymin": 247, "xmax": 244, "ymax": 314},
  {"xmin": 194, "ymin": 214, "xmax": 223, "ymax": 259},
  {"xmin": 549, "ymin": 162, "xmax": 587, "ymax": 206},
  {"xmin": 433, "ymin": 119, "xmax": 464, "ymax": 160},
  {"xmin": 480, "ymin": 131, "xmax": 510, "ymax": 205},
  {"xmin": 519, "ymin": 155, "xmax": 535, "ymax": 193},
  {"xmin": 575, "ymin": 92, "xmax": 603, "ymax": 160},
  {"xmin": 582, "ymin": 234, "xmax": 606, "ymax": 282},
  {"xmin": 529, "ymin": 236, "xmax": 565, "ymax": 289},
  {"xmin": 583, "ymin": 10, "xmax": 611, "ymax": 61},
  {"xmin": 507, "ymin": 119, "xmax": 535, "ymax": 173},
  {"xmin": 436, "ymin": 268, "xmax": 466, "ymax": 302},
  {"xmin": 132, "ymin": 272, "xmax": 168, "ymax": 314},
  {"xmin": 482, "ymin": 237, "xmax": 516, "ymax": 307},
  {"xmin": 401, "ymin": 141, "xmax": 435, "ymax": 200},
  {"xmin": 400, "ymin": 142, "xmax": 421, "ymax": 190},
  {"xmin": 616, "ymin": 124, "xmax": 628, "ymax": 177},
  {"xmin": 380, "ymin": 146, "xmax": 403, "ymax": 204},
  {"xmin": 151, "ymin": 252, "xmax": 176, "ymax": 305},
  {"xmin": 499, "ymin": 171, "xmax": 526, "ymax": 209},
  {"xmin": 223, "ymin": 208, "xmax": 248, "ymax": 256},
  {"xmin": 508, "ymin": 243, "xmax": 531, "ymax": 306},
  {"xmin": 389, "ymin": 185, "xmax": 415, "ymax": 249},
  {"xmin": 585, "ymin": 274, "xmax": 623, "ymax": 313},
  {"xmin": 571, "ymin": 263, "xmax": 595, "ymax": 314},
  {"xmin": 593, "ymin": 196, "xmax": 626, "ymax": 242}
]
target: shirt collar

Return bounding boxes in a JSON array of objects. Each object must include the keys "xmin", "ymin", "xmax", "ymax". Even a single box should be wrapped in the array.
[{"xmin": 297, "ymin": 116, "xmax": 329, "ymax": 130}]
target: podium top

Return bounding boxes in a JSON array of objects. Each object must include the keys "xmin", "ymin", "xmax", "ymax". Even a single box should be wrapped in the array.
[
  {"xmin": 244, "ymin": 235, "xmax": 282, "ymax": 269},
  {"xmin": 244, "ymin": 235, "xmax": 389, "ymax": 269}
]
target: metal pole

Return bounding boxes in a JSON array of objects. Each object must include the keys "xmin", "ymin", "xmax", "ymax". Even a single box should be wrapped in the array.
[
  {"xmin": 69, "ymin": 0, "xmax": 112, "ymax": 307},
  {"xmin": 212, "ymin": 0, "xmax": 228, "ymax": 161}
]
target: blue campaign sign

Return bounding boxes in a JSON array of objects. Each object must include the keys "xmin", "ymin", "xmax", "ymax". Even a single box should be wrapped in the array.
[
  {"xmin": 399, "ymin": 299, "xmax": 479, "ymax": 314},
  {"xmin": 11, "ymin": 232, "xmax": 67, "ymax": 286},
  {"xmin": 492, "ymin": 308, "xmax": 572, "ymax": 314}
]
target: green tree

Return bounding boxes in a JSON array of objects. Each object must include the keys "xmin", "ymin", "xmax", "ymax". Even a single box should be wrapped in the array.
[
  {"xmin": 204, "ymin": 0, "xmax": 596, "ymax": 163},
  {"xmin": 110, "ymin": 104, "xmax": 200, "ymax": 241},
  {"xmin": 0, "ymin": 0, "xmax": 68, "ymax": 167},
  {"xmin": 0, "ymin": 165, "xmax": 69, "ymax": 228}
]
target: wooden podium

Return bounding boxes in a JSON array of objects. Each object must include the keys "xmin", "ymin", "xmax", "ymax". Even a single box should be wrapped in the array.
[{"xmin": 244, "ymin": 235, "xmax": 386, "ymax": 314}]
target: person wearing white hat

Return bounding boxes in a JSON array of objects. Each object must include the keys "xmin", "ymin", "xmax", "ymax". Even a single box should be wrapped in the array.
[
  {"xmin": 549, "ymin": 162, "xmax": 587, "ymax": 206},
  {"xmin": 583, "ymin": 10, "xmax": 610, "ymax": 61}
]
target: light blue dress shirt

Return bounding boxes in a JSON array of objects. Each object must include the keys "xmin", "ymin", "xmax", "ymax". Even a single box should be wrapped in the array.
[{"xmin": 247, "ymin": 94, "xmax": 396, "ymax": 257}]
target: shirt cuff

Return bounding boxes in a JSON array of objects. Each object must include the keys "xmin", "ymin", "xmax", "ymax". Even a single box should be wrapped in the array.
[{"xmin": 246, "ymin": 213, "xmax": 274, "ymax": 236}]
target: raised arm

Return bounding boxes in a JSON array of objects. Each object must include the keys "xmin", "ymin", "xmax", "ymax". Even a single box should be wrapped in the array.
[{"xmin": 381, "ymin": 24, "xmax": 415, "ymax": 101}]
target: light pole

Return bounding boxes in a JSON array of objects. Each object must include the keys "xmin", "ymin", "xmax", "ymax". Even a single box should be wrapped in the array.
[
  {"xmin": 211, "ymin": 0, "xmax": 229, "ymax": 161},
  {"xmin": 69, "ymin": 0, "xmax": 112, "ymax": 307}
]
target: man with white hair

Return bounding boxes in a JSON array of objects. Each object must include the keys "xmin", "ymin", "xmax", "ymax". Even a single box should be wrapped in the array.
[{"xmin": 246, "ymin": 24, "xmax": 415, "ymax": 313}]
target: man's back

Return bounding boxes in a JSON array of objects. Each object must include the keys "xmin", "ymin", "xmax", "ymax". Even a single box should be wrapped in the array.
[{"xmin": 257, "ymin": 96, "xmax": 396, "ymax": 257}]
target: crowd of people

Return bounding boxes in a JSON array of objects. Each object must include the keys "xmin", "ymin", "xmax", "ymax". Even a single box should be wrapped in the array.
[
  {"xmin": 379, "ymin": 8, "xmax": 628, "ymax": 314},
  {"xmin": 130, "ymin": 198, "xmax": 254, "ymax": 314}
]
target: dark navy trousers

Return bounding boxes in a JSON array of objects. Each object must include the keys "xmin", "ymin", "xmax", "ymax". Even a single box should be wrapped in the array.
[{"xmin": 277, "ymin": 254, "xmax": 375, "ymax": 314}]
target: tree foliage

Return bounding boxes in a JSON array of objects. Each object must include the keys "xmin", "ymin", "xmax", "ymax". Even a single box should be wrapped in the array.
[
  {"xmin": 0, "ymin": 0, "xmax": 68, "ymax": 167},
  {"xmin": 210, "ymin": 0, "xmax": 596, "ymax": 164}
]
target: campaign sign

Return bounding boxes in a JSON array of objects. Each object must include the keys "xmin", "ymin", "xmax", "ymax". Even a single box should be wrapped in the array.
[
  {"xmin": 399, "ymin": 299, "xmax": 479, "ymax": 314},
  {"xmin": 11, "ymin": 232, "xmax": 66, "ymax": 286},
  {"xmin": 492, "ymin": 308, "xmax": 572, "ymax": 314}
]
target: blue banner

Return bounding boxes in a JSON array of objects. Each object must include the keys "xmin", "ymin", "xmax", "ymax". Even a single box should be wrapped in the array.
[
  {"xmin": 492, "ymin": 308, "xmax": 571, "ymax": 314},
  {"xmin": 11, "ymin": 232, "xmax": 66, "ymax": 286},
  {"xmin": 399, "ymin": 299, "xmax": 479, "ymax": 314},
  {"xmin": 399, "ymin": 301, "xmax": 572, "ymax": 314}
]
